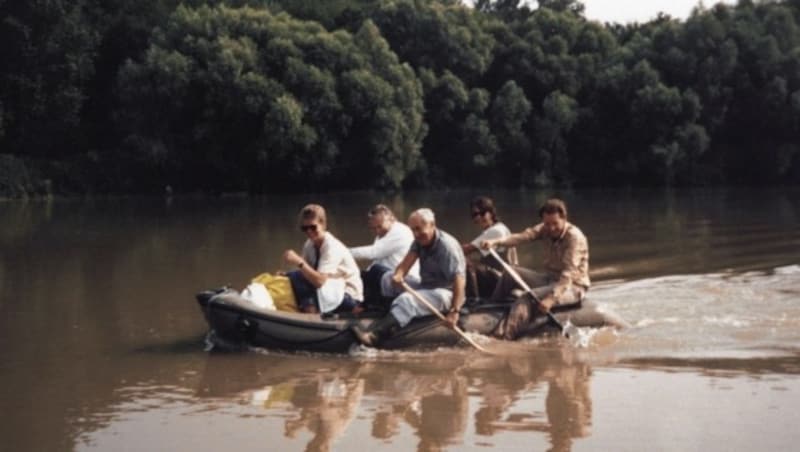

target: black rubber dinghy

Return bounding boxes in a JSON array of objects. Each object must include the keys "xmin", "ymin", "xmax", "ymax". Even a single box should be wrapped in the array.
[{"xmin": 196, "ymin": 288, "xmax": 627, "ymax": 353}]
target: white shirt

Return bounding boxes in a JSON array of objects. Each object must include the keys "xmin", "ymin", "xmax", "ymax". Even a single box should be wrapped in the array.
[
  {"xmin": 471, "ymin": 222, "xmax": 513, "ymax": 257},
  {"xmin": 350, "ymin": 221, "xmax": 420, "ymax": 277},
  {"xmin": 302, "ymin": 231, "xmax": 364, "ymax": 301}
]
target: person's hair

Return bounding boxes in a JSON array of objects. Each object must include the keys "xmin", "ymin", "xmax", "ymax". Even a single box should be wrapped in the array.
[
  {"xmin": 298, "ymin": 203, "xmax": 326, "ymax": 226},
  {"xmin": 411, "ymin": 207, "xmax": 436, "ymax": 225},
  {"xmin": 539, "ymin": 198, "xmax": 568, "ymax": 219},
  {"xmin": 368, "ymin": 204, "xmax": 395, "ymax": 221},
  {"xmin": 470, "ymin": 196, "xmax": 498, "ymax": 223}
]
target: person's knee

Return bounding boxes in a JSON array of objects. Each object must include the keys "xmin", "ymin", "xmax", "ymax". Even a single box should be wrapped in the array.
[
  {"xmin": 379, "ymin": 273, "xmax": 395, "ymax": 297},
  {"xmin": 389, "ymin": 301, "xmax": 413, "ymax": 328},
  {"xmin": 531, "ymin": 288, "xmax": 551, "ymax": 301},
  {"xmin": 366, "ymin": 265, "xmax": 390, "ymax": 284},
  {"xmin": 391, "ymin": 292, "xmax": 414, "ymax": 308}
]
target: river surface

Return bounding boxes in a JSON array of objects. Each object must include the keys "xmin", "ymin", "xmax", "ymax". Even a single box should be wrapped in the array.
[{"xmin": 1, "ymin": 188, "xmax": 799, "ymax": 451}]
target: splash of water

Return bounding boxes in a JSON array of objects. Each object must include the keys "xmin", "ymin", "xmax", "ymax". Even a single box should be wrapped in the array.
[
  {"xmin": 348, "ymin": 343, "xmax": 380, "ymax": 358},
  {"xmin": 563, "ymin": 320, "xmax": 594, "ymax": 348},
  {"xmin": 589, "ymin": 266, "xmax": 800, "ymax": 356}
]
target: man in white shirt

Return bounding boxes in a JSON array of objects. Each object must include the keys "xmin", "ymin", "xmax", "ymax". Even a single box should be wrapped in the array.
[
  {"xmin": 461, "ymin": 196, "xmax": 517, "ymax": 298},
  {"xmin": 351, "ymin": 208, "xmax": 466, "ymax": 346},
  {"xmin": 350, "ymin": 204, "xmax": 420, "ymax": 308}
]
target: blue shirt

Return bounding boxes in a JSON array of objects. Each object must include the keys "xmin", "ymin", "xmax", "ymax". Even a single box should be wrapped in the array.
[{"xmin": 410, "ymin": 229, "xmax": 466, "ymax": 289}]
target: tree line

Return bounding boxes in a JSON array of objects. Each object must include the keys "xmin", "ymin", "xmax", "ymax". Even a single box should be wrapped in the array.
[{"xmin": 1, "ymin": 0, "xmax": 799, "ymax": 197}]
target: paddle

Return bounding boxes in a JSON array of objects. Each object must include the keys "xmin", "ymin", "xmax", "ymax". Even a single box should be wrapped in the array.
[
  {"xmin": 487, "ymin": 248, "xmax": 571, "ymax": 338},
  {"xmin": 399, "ymin": 281, "xmax": 489, "ymax": 353}
]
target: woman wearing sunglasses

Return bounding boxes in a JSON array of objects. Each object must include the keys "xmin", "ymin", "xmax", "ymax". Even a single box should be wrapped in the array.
[
  {"xmin": 283, "ymin": 204, "xmax": 364, "ymax": 314},
  {"xmin": 461, "ymin": 196, "xmax": 517, "ymax": 298}
]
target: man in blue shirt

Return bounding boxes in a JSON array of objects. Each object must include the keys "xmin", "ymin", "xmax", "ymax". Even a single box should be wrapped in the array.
[{"xmin": 352, "ymin": 208, "xmax": 466, "ymax": 346}]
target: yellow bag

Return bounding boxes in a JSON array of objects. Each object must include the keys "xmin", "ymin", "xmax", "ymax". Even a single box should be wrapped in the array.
[
  {"xmin": 263, "ymin": 383, "xmax": 295, "ymax": 408},
  {"xmin": 251, "ymin": 273, "xmax": 298, "ymax": 312}
]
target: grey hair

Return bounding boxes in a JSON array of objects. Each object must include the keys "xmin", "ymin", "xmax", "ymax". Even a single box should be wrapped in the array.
[
  {"xmin": 368, "ymin": 204, "xmax": 395, "ymax": 220},
  {"xmin": 411, "ymin": 207, "xmax": 435, "ymax": 225}
]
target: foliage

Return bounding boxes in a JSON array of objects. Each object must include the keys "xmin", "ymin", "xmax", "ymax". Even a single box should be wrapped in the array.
[
  {"xmin": 115, "ymin": 5, "xmax": 425, "ymax": 191},
  {"xmin": 1, "ymin": 0, "xmax": 799, "ymax": 196},
  {"xmin": 0, "ymin": 0, "xmax": 99, "ymax": 158}
]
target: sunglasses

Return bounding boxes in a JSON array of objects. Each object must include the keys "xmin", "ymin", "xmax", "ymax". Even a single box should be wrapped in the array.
[
  {"xmin": 471, "ymin": 210, "xmax": 485, "ymax": 218},
  {"xmin": 300, "ymin": 224, "xmax": 318, "ymax": 232}
]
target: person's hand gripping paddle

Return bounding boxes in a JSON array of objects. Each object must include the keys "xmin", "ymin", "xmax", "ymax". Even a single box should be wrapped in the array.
[
  {"xmin": 487, "ymin": 248, "xmax": 575, "ymax": 338},
  {"xmin": 399, "ymin": 281, "xmax": 489, "ymax": 353}
]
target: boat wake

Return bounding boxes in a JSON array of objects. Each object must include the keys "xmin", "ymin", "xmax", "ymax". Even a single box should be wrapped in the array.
[{"xmin": 589, "ymin": 265, "xmax": 800, "ymax": 358}]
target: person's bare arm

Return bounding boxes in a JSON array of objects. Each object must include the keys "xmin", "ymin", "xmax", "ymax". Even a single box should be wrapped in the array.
[
  {"xmin": 283, "ymin": 249, "xmax": 327, "ymax": 288},
  {"xmin": 391, "ymin": 250, "xmax": 419, "ymax": 287},
  {"xmin": 481, "ymin": 225, "xmax": 541, "ymax": 249},
  {"xmin": 445, "ymin": 274, "xmax": 466, "ymax": 328}
]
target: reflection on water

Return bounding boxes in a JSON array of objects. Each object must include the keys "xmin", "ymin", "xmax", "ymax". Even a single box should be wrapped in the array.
[
  {"xmin": 71, "ymin": 347, "xmax": 800, "ymax": 452},
  {"xmin": 179, "ymin": 350, "xmax": 592, "ymax": 452},
  {"xmin": 1, "ymin": 188, "xmax": 800, "ymax": 451}
]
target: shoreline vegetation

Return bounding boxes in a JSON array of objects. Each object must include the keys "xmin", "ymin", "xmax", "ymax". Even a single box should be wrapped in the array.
[{"xmin": 2, "ymin": 1, "xmax": 800, "ymax": 198}]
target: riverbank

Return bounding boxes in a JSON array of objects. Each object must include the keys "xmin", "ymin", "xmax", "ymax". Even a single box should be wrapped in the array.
[{"xmin": 3, "ymin": 153, "xmax": 799, "ymax": 202}]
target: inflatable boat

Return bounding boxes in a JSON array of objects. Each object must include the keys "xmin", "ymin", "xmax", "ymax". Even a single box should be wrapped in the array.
[{"xmin": 196, "ymin": 288, "xmax": 628, "ymax": 353}]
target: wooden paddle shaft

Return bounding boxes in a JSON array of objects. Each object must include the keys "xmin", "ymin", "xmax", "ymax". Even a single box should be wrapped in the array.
[
  {"xmin": 488, "ymin": 248, "xmax": 538, "ymax": 299},
  {"xmin": 488, "ymin": 248, "xmax": 567, "ymax": 335},
  {"xmin": 400, "ymin": 281, "xmax": 488, "ymax": 352}
]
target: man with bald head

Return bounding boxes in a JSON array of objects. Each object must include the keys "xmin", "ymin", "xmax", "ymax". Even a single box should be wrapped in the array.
[{"xmin": 352, "ymin": 208, "xmax": 467, "ymax": 347}]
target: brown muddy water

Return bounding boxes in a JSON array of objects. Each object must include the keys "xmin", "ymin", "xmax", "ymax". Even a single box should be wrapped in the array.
[{"xmin": 1, "ymin": 188, "xmax": 799, "ymax": 451}]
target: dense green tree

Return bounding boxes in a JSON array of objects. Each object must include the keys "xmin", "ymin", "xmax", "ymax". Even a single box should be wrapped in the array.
[
  {"xmin": 0, "ymin": 0, "xmax": 99, "ymax": 158},
  {"xmin": 359, "ymin": 0, "xmax": 496, "ymax": 84},
  {"xmin": 338, "ymin": 20, "xmax": 428, "ymax": 189},
  {"xmin": 491, "ymin": 80, "xmax": 532, "ymax": 185},
  {"xmin": 83, "ymin": 0, "xmax": 181, "ymax": 150},
  {"xmin": 323, "ymin": 1, "xmax": 499, "ymax": 186},
  {"xmin": 533, "ymin": 90, "xmax": 578, "ymax": 186},
  {"xmin": 474, "ymin": 0, "xmax": 534, "ymax": 22},
  {"xmin": 416, "ymin": 69, "xmax": 497, "ymax": 184},
  {"xmin": 3, "ymin": 0, "xmax": 800, "ymax": 197},
  {"xmin": 114, "ymin": 5, "xmax": 425, "ymax": 192}
]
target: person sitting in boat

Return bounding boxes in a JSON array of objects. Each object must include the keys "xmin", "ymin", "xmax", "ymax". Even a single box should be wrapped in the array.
[
  {"xmin": 351, "ymin": 208, "xmax": 466, "ymax": 346},
  {"xmin": 349, "ymin": 204, "xmax": 420, "ymax": 309},
  {"xmin": 461, "ymin": 196, "xmax": 518, "ymax": 298},
  {"xmin": 283, "ymin": 204, "xmax": 364, "ymax": 314},
  {"xmin": 481, "ymin": 198, "xmax": 590, "ymax": 340}
]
